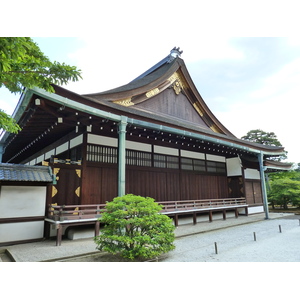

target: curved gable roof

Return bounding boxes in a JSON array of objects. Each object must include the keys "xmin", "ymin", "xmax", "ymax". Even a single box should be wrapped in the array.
[{"xmin": 84, "ymin": 52, "xmax": 235, "ymax": 137}]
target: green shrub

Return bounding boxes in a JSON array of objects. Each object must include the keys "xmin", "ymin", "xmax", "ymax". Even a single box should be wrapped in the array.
[{"xmin": 94, "ymin": 194, "xmax": 175, "ymax": 260}]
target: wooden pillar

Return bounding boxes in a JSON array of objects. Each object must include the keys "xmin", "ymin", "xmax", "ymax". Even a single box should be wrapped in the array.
[
  {"xmin": 193, "ymin": 212, "xmax": 197, "ymax": 225},
  {"xmin": 95, "ymin": 220, "xmax": 100, "ymax": 237},
  {"xmin": 222, "ymin": 210, "xmax": 226, "ymax": 220},
  {"xmin": 174, "ymin": 214, "xmax": 179, "ymax": 227},
  {"xmin": 209, "ymin": 211, "xmax": 213, "ymax": 222},
  {"xmin": 56, "ymin": 225, "xmax": 63, "ymax": 246},
  {"xmin": 235, "ymin": 208, "xmax": 239, "ymax": 218}
]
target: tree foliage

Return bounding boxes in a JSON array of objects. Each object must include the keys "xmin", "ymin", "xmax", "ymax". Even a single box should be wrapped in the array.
[
  {"xmin": 94, "ymin": 194, "xmax": 175, "ymax": 260},
  {"xmin": 0, "ymin": 37, "xmax": 82, "ymax": 134},
  {"xmin": 241, "ymin": 129, "xmax": 287, "ymax": 161},
  {"xmin": 0, "ymin": 109, "xmax": 20, "ymax": 133},
  {"xmin": 0, "ymin": 37, "xmax": 82, "ymax": 93},
  {"xmin": 268, "ymin": 178, "xmax": 300, "ymax": 209}
]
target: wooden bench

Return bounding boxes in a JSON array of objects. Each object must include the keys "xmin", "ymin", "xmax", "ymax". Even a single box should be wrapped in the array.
[
  {"xmin": 158, "ymin": 198, "xmax": 248, "ymax": 226},
  {"xmin": 46, "ymin": 204, "xmax": 105, "ymax": 246},
  {"xmin": 46, "ymin": 198, "xmax": 248, "ymax": 245}
]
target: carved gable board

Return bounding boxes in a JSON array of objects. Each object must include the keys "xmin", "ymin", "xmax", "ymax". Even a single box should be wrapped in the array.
[{"xmin": 135, "ymin": 87, "xmax": 210, "ymax": 130}]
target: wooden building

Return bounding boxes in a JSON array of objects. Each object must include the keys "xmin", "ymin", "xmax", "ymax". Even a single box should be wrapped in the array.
[{"xmin": 0, "ymin": 48, "xmax": 291, "ymax": 230}]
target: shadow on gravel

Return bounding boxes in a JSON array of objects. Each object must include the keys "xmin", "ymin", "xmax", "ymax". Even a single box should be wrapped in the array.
[{"xmin": 57, "ymin": 252, "xmax": 155, "ymax": 262}]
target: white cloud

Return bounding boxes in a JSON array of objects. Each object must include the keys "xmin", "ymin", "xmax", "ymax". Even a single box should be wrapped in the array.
[
  {"xmin": 214, "ymin": 61, "xmax": 299, "ymax": 163},
  {"xmin": 65, "ymin": 36, "xmax": 245, "ymax": 95},
  {"xmin": 249, "ymin": 57, "xmax": 300, "ymax": 100}
]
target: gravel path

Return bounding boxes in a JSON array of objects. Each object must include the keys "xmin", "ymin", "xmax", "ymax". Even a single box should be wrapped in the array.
[{"xmin": 159, "ymin": 215, "xmax": 300, "ymax": 262}]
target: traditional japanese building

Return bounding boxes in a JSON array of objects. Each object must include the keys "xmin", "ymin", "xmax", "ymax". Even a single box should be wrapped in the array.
[{"xmin": 0, "ymin": 47, "xmax": 291, "ymax": 231}]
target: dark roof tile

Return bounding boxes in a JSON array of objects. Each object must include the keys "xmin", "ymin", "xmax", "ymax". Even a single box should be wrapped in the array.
[{"xmin": 0, "ymin": 163, "xmax": 53, "ymax": 182}]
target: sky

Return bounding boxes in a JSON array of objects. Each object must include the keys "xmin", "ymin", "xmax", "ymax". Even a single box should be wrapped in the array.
[{"xmin": 1, "ymin": 1, "xmax": 300, "ymax": 165}]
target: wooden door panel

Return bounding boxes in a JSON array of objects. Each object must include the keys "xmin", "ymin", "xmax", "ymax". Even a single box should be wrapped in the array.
[
  {"xmin": 253, "ymin": 181, "xmax": 263, "ymax": 204},
  {"xmin": 51, "ymin": 166, "xmax": 81, "ymax": 206}
]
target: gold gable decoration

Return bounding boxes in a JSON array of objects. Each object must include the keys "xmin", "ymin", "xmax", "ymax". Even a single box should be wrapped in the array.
[
  {"xmin": 52, "ymin": 186, "xmax": 58, "ymax": 197},
  {"xmin": 209, "ymin": 124, "xmax": 222, "ymax": 134},
  {"xmin": 168, "ymin": 72, "xmax": 188, "ymax": 93},
  {"xmin": 193, "ymin": 103, "xmax": 204, "ymax": 117},
  {"xmin": 113, "ymin": 98, "xmax": 134, "ymax": 106},
  {"xmin": 76, "ymin": 169, "xmax": 81, "ymax": 178},
  {"xmin": 75, "ymin": 187, "xmax": 80, "ymax": 197},
  {"xmin": 146, "ymin": 88, "xmax": 160, "ymax": 98}
]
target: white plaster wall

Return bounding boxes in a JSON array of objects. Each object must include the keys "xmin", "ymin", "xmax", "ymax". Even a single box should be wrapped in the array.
[
  {"xmin": 244, "ymin": 168, "xmax": 261, "ymax": 180},
  {"xmin": 70, "ymin": 134, "xmax": 83, "ymax": 148},
  {"xmin": 181, "ymin": 150, "xmax": 205, "ymax": 160},
  {"xmin": 154, "ymin": 145, "xmax": 179, "ymax": 156},
  {"xmin": 0, "ymin": 221, "xmax": 44, "ymax": 243},
  {"xmin": 45, "ymin": 149, "xmax": 55, "ymax": 160},
  {"xmin": 36, "ymin": 154, "xmax": 44, "ymax": 164},
  {"xmin": 226, "ymin": 157, "xmax": 242, "ymax": 176},
  {"xmin": 56, "ymin": 142, "xmax": 68, "ymax": 155},
  {"xmin": 0, "ymin": 186, "xmax": 46, "ymax": 218},
  {"xmin": 88, "ymin": 134, "xmax": 117, "ymax": 147},
  {"xmin": 247, "ymin": 206, "xmax": 264, "ymax": 214},
  {"xmin": 206, "ymin": 154, "xmax": 226, "ymax": 162},
  {"xmin": 126, "ymin": 140, "xmax": 151, "ymax": 152}
]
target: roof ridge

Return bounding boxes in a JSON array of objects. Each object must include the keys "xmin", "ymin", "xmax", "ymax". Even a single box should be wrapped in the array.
[{"xmin": 129, "ymin": 47, "xmax": 183, "ymax": 82}]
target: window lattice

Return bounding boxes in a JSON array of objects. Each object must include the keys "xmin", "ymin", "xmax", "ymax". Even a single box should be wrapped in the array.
[{"xmin": 87, "ymin": 145, "xmax": 117, "ymax": 163}]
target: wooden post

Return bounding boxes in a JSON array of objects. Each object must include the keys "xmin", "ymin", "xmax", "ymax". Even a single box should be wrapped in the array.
[
  {"xmin": 235, "ymin": 208, "xmax": 239, "ymax": 218},
  {"xmin": 95, "ymin": 220, "xmax": 100, "ymax": 237},
  {"xmin": 209, "ymin": 211, "xmax": 213, "ymax": 222},
  {"xmin": 222, "ymin": 210, "xmax": 226, "ymax": 220},
  {"xmin": 174, "ymin": 214, "xmax": 179, "ymax": 227},
  {"xmin": 279, "ymin": 225, "xmax": 282, "ymax": 233},
  {"xmin": 56, "ymin": 224, "xmax": 63, "ymax": 246},
  {"xmin": 193, "ymin": 212, "xmax": 197, "ymax": 225}
]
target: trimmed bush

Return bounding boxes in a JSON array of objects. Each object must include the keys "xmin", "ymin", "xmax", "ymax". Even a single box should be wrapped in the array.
[{"xmin": 94, "ymin": 194, "xmax": 175, "ymax": 260}]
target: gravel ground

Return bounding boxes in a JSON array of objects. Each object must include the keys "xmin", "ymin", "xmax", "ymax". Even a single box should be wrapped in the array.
[
  {"xmin": 63, "ymin": 214, "xmax": 300, "ymax": 262},
  {"xmin": 159, "ymin": 215, "xmax": 300, "ymax": 262}
]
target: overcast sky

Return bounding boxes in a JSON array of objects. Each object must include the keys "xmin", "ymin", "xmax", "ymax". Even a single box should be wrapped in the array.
[{"xmin": 1, "ymin": 1, "xmax": 299, "ymax": 164}]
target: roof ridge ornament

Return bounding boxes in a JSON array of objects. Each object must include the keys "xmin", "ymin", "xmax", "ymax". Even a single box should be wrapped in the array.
[{"xmin": 168, "ymin": 47, "xmax": 183, "ymax": 63}]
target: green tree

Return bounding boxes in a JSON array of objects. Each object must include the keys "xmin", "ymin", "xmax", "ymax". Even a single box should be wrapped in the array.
[
  {"xmin": 94, "ymin": 194, "xmax": 175, "ymax": 260},
  {"xmin": 268, "ymin": 178, "xmax": 300, "ymax": 209},
  {"xmin": 0, "ymin": 37, "xmax": 82, "ymax": 133},
  {"xmin": 0, "ymin": 37, "xmax": 81, "ymax": 93},
  {"xmin": 241, "ymin": 129, "xmax": 287, "ymax": 161}
]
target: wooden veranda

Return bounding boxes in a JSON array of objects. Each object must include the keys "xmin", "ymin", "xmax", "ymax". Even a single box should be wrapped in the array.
[{"xmin": 45, "ymin": 198, "xmax": 248, "ymax": 246}]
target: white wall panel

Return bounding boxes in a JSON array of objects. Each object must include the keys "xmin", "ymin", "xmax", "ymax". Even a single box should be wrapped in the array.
[
  {"xmin": 244, "ymin": 168, "xmax": 260, "ymax": 180},
  {"xmin": 181, "ymin": 150, "xmax": 205, "ymax": 160},
  {"xmin": 206, "ymin": 154, "xmax": 226, "ymax": 162},
  {"xmin": 126, "ymin": 140, "xmax": 151, "ymax": 152},
  {"xmin": 0, "ymin": 221, "xmax": 44, "ymax": 243},
  {"xmin": 154, "ymin": 145, "xmax": 178, "ymax": 156},
  {"xmin": 56, "ymin": 142, "xmax": 68, "ymax": 155},
  {"xmin": 226, "ymin": 157, "xmax": 242, "ymax": 176},
  {"xmin": 88, "ymin": 134, "xmax": 117, "ymax": 147},
  {"xmin": 0, "ymin": 186, "xmax": 46, "ymax": 218},
  {"xmin": 70, "ymin": 134, "xmax": 83, "ymax": 148},
  {"xmin": 247, "ymin": 206, "xmax": 264, "ymax": 214}
]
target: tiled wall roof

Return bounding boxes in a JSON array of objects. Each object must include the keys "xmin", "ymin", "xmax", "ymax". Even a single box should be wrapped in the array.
[{"xmin": 0, "ymin": 163, "xmax": 53, "ymax": 182}]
